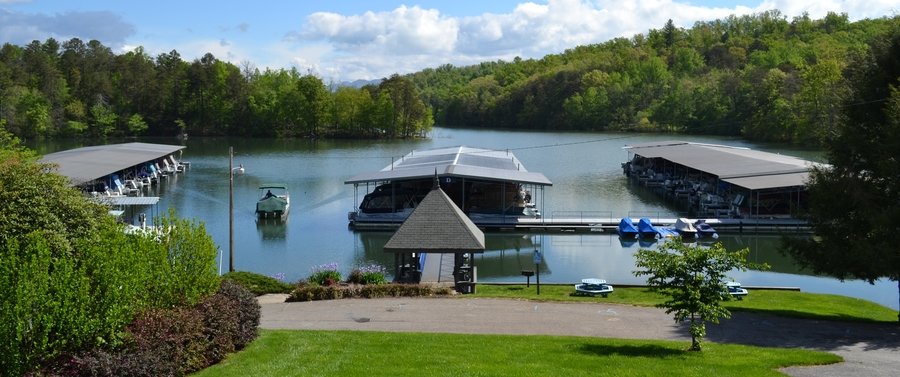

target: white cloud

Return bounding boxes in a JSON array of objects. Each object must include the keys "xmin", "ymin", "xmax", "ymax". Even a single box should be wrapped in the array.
[
  {"xmin": 0, "ymin": 9, "xmax": 134, "ymax": 47},
  {"xmin": 301, "ymin": 5, "xmax": 458, "ymax": 55},
  {"xmin": 292, "ymin": 0, "xmax": 767, "ymax": 81}
]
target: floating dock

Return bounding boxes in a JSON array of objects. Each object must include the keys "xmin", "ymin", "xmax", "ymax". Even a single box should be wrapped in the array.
[{"xmin": 350, "ymin": 214, "xmax": 808, "ymax": 233}]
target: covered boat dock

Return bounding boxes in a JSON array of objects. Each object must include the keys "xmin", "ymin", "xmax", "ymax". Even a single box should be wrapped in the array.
[
  {"xmin": 40, "ymin": 142, "xmax": 187, "ymax": 225},
  {"xmin": 346, "ymin": 146, "xmax": 552, "ymax": 229},
  {"xmin": 40, "ymin": 142, "xmax": 185, "ymax": 187},
  {"xmin": 622, "ymin": 141, "xmax": 825, "ymax": 220}
]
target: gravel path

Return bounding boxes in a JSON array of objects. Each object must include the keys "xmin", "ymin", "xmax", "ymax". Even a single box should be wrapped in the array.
[{"xmin": 258, "ymin": 296, "xmax": 899, "ymax": 376}]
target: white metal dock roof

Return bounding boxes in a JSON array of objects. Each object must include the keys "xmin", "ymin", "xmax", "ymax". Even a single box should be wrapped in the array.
[
  {"xmin": 624, "ymin": 141, "xmax": 825, "ymax": 190},
  {"xmin": 40, "ymin": 142, "xmax": 185, "ymax": 186},
  {"xmin": 345, "ymin": 146, "xmax": 552, "ymax": 186}
]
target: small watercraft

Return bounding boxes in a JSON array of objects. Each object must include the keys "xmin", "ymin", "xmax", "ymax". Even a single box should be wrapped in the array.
[
  {"xmin": 674, "ymin": 218, "xmax": 699, "ymax": 239},
  {"xmin": 256, "ymin": 184, "xmax": 290, "ymax": 220},
  {"xmin": 694, "ymin": 219, "xmax": 719, "ymax": 239},
  {"xmin": 617, "ymin": 217, "xmax": 639, "ymax": 239},
  {"xmin": 637, "ymin": 217, "xmax": 659, "ymax": 238}
]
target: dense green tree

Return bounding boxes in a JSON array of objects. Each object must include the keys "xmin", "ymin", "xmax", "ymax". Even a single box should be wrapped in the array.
[
  {"xmin": 332, "ymin": 86, "xmax": 373, "ymax": 135},
  {"xmin": 378, "ymin": 74, "xmax": 431, "ymax": 137},
  {"xmin": 126, "ymin": 113, "xmax": 148, "ymax": 135},
  {"xmin": 634, "ymin": 239, "xmax": 764, "ymax": 351},
  {"xmin": 113, "ymin": 47, "xmax": 158, "ymax": 130},
  {"xmin": 2, "ymin": 86, "xmax": 51, "ymax": 138},
  {"xmin": 783, "ymin": 22, "xmax": 900, "ymax": 321},
  {"xmin": 0, "ymin": 11, "xmax": 897, "ymax": 143},
  {"xmin": 89, "ymin": 100, "xmax": 117, "ymax": 138},
  {"xmin": 371, "ymin": 89, "xmax": 397, "ymax": 136},
  {"xmin": 296, "ymin": 74, "xmax": 331, "ymax": 137},
  {"xmin": 0, "ymin": 128, "xmax": 109, "ymax": 254},
  {"xmin": 155, "ymin": 50, "xmax": 188, "ymax": 136}
]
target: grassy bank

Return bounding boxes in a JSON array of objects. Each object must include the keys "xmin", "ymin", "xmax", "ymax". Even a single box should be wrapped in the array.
[
  {"xmin": 473, "ymin": 285, "xmax": 898, "ymax": 323},
  {"xmin": 193, "ymin": 330, "xmax": 840, "ymax": 377}
]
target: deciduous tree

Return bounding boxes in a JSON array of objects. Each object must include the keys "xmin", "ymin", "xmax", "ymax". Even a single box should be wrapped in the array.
[
  {"xmin": 634, "ymin": 239, "xmax": 764, "ymax": 351},
  {"xmin": 783, "ymin": 23, "xmax": 900, "ymax": 321}
]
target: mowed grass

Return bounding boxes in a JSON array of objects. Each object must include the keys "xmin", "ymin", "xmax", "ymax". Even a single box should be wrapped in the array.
[
  {"xmin": 473, "ymin": 285, "xmax": 898, "ymax": 323},
  {"xmin": 193, "ymin": 330, "xmax": 841, "ymax": 377}
]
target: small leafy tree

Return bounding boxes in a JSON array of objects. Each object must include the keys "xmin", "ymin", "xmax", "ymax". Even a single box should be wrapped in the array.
[
  {"xmin": 633, "ymin": 239, "xmax": 766, "ymax": 351},
  {"xmin": 126, "ymin": 113, "xmax": 148, "ymax": 135}
]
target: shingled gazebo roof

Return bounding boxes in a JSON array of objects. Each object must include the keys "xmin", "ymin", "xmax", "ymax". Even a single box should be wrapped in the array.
[{"xmin": 383, "ymin": 183, "xmax": 485, "ymax": 254}]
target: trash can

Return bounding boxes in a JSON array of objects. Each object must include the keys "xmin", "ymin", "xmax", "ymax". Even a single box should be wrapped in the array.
[{"xmin": 455, "ymin": 281, "xmax": 475, "ymax": 294}]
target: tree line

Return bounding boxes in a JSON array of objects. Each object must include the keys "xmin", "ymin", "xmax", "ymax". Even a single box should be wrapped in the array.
[
  {"xmin": 410, "ymin": 11, "xmax": 899, "ymax": 146},
  {"xmin": 0, "ymin": 40, "xmax": 432, "ymax": 140},
  {"xmin": 1, "ymin": 11, "xmax": 897, "ymax": 146}
]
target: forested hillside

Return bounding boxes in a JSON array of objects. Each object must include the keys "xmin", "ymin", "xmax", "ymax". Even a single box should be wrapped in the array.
[
  {"xmin": 410, "ymin": 11, "xmax": 899, "ymax": 145},
  {"xmin": 1, "ymin": 10, "xmax": 897, "ymax": 145},
  {"xmin": 0, "ymin": 42, "xmax": 432, "ymax": 139}
]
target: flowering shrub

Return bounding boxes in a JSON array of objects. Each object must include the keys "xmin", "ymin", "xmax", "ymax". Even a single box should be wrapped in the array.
[
  {"xmin": 287, "ymin": 283, "xmax": 452, "ymax": 302},
  {"xmin": 347, "ymin": 263, "xmax": 387, "ymax": 285},
  {"xmin": 308, "ymin": 262, "xmax": 342, "ymax": 286}
]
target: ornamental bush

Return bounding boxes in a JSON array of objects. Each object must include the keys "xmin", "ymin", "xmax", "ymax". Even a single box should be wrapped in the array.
[
  {"xmin": 215, "ymin": 279, "xmax": 261, "ymax": 349},
  {"xmin": 288, "ymin": 283, "xmax": 452, "ymax": 302},
  {"xmin": 222, "ymin": 271, "xmax": 295, "ymax": 295},
  {"xmin": 37, "ymin": 280, "xmax": 260, "ymax": 377}
]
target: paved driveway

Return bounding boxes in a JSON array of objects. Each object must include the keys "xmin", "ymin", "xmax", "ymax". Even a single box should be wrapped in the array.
[{"xmin": 259, "ymin": 296, "xmax": 899, "ymax": 377}]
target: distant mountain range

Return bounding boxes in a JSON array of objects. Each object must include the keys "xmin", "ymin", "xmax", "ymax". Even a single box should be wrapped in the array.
[{"xmin": 338, "ymin": 78, "xmax": 382, "ymax": 88}]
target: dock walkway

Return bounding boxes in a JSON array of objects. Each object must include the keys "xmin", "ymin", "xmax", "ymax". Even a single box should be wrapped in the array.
[
  {"xmin": 351, "ymin": 216, "xmax": 809, "ymax": 233},
  {"xmin": 419, "ymin": 253, "xmax": 457, "ymax": 283}
]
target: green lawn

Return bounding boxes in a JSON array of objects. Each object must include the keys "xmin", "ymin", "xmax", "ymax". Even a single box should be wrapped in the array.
[
  {"xmin": 473, "ymin": 284, "xmax": 898, "ymax": 322},
  {"xmin": 193, "ymin": 330, "xmax": 840, "ymax": 377}
]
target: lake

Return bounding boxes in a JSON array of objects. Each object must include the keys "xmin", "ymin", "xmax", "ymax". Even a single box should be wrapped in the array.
[{"xmin": 31, "ymin": 127, "xmax": 898, "ymax": 310}]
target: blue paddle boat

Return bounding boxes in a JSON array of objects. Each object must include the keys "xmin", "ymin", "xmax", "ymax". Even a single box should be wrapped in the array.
[{"xmin": 617, "ymin": 217, "xmax": 639, "ymax": 239}]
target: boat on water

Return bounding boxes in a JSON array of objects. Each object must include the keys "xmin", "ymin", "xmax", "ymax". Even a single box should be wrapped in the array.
[
  {"xmin": 674, "ymin": 218, "xmax": 698, "ymax": 239},
  {"xmin": 637, "ymin": 217, "xmax": 658, "ymax": 238},
  {"xmin": 694, "ymin": 219, "xmax": 719, "ymax": 239},
  {"xmin": 617, "ymin": 217, "xmax": 638, "ymax": 239},
  {"xmin": 256, "ymin": 184, "xmax": 290, "ymax": 220},
  {"xmin": 345, "ymin": 146, "xmax": 551, "ymax": 227}
]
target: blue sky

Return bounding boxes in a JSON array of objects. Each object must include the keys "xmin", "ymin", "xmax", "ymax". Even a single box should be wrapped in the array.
[{"xmin": 1, "ymin": 1, "xmax": 897, "ymax": 82}]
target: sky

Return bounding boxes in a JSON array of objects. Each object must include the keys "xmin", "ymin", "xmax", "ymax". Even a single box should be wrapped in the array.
[{"xmin": 1, "ymin": 0, "xmax": 897, "ymax": 83}]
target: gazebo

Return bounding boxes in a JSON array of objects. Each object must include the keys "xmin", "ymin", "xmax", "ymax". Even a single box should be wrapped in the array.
[{"xmin": 383, "ymin": 175, "xmax": 485, "ymax": 292}]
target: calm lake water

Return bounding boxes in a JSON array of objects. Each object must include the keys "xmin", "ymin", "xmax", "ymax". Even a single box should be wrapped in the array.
[{"xmin": 31, "ymin": 128, "xmax": 897, "ymax": 309}]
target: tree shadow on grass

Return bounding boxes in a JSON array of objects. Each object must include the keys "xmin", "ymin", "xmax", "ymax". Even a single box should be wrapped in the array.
[{"xmin": 577, "ymin": 343, "xmax": 685, "ymax": 359}]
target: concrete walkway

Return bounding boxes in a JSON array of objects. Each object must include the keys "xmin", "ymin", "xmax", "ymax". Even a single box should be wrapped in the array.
[{"xmin": 259, "ymin": 296, "xmax": 899, "ymax": 377}]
